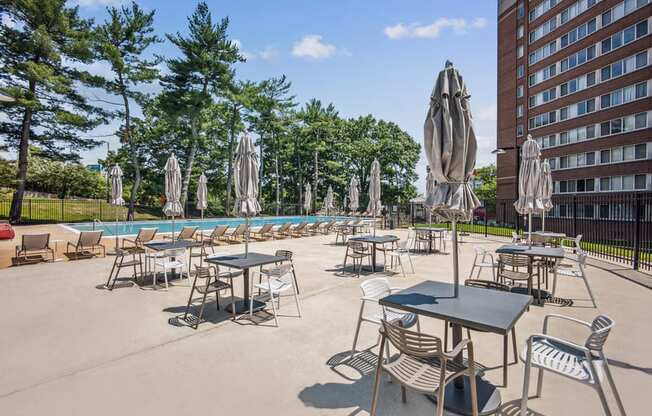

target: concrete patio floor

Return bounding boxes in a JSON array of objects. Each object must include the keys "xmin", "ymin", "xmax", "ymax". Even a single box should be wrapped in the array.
[{"xmin": 0, "ymin": 228, "xmax": 650, "ymax": 415}]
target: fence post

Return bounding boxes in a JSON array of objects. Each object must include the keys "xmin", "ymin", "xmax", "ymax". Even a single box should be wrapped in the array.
[
  {"xmin": 484, "ymin": 200, "xmax": 488, "ymax": 237},
  {"xmin": 572, "ymin": 194, "xmax": 577, "ymax": 237},
  {"xmin": 99, "ymin": 202, "xmax": 102, "ymax": 221},
  {"xmin": 61, "ymin": 199, "xmax": 65, "ymax": 222},
  {"xmin": 633, "ymin": 193, "xmax": 641, "ymax": 270},
  {"xmin": 28, "ymin": 199, "xmax": 32, "ymax": 221}
]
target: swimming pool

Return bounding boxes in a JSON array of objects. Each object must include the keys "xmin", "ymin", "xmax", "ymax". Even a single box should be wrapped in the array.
[{"xmin": 63, "ymin": 215, "xmax": 352, "ymax": 236}]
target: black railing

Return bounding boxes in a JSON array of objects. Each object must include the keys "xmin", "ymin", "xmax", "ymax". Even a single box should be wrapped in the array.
[{"xmin": 409, "ymin": 191, "xmax": 652, "ymax": 271}]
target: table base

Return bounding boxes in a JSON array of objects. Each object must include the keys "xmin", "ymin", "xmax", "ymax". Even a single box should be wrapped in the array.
[
  {"xmin": 226, "ymin": 299, "xmax": 266, "ymax": 315},
  {"xmin": 427, "ymin": 375, "xmax": 501, "ymax": 416},
  {"xmin": 510, "ymin": 287, "xmax": 551, "ymax": 305}
]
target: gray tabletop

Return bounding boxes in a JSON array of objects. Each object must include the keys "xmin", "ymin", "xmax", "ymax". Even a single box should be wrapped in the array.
[
  {"xmin": 380, "ymin": 281, "xmax": 532, "ymax": 334},
  {"xmin": 496, "ymin": 245, "xmax": 565, "ymax": 258},
  {"xmin": 143, "ymin": 240, "xmax": 201, "ymax": 251},
  {"xmin": 204, "ymin": 252, "xmax": 286, "ymax": 269},
  {"xmin": 349, "ymin": 235, "xmax": 399, "ymax": 244}
]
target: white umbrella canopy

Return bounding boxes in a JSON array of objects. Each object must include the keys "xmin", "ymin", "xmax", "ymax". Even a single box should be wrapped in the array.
[
  {"xmin": 424, "ymin": 167, "xmax": 436, "ymax": 224},
  {"xmin": 424, "ymin": 61, "xmax": 480, "ymax": 296},
  {"xmin": 348, "ymin": 176, "xmax": 359, "ymax": 213},
  {"xmin": 324, "ymin": 185, "xmax": 335, "ymax": 214},
  {"xmin": 304, "ymin": 182, "xmax": 312, "ymax": 215},
  {"xmin": 233, "ymin": 134, "xmax": 261, "ymax": 256},
  {"xmin": 196, "ymin": 173, "xmax": 208, "ymax": 218},
  {"xmin": 366, "ymin": 159, "xmax": 382, "ymax": 216},
  {"xmin": 163, "ymin": 154, "xmax": 183, "ymax": 240},
  {"xmin": 514, "ymin": 134, "xmax": 543, "ymax": 244},
  {"xmin": 539, "ymin": 158, "xmax": 554, "ymax": 231},
  {"xmin": 109, "ymin": 165, "xmax": 124, "ymax": 253}
]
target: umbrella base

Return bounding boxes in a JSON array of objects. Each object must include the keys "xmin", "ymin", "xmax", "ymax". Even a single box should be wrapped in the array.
[
  {"xmin": 227, "ymin": 299, "xmax": 266, "ymax": 315},
  {"xmin": 427, "ymin": 375, "xmax": 501, "ymax": 416}
]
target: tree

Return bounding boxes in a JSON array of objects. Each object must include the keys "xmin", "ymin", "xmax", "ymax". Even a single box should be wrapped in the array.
[
  {"xmin": 0, "ymin": 0, "xmax": 107, "ymax": 223},
  {"xmin": 94, "ymin": 1, "xmax": 161, "ymax": 219},
  {"xmin": 473, "ymin": 164, "xmax": 497, "ymax": 211},
  {"xmin": 160, "ymin": 1, "xmax": 243, "ymax": 210}
]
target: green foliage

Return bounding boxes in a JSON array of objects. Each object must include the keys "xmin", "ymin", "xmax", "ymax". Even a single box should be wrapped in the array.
[
  {"xmin": 473, "ymin": 164, "xmax": 497, "ymax": 209},
  {"xmin": 17, "ymin": 155, "xmax": 106, "ymax": 199}
]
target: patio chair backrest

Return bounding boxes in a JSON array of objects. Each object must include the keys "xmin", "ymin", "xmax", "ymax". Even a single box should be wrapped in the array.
[
  {"xmin": 193, "ymin": 265, "xmax": 215, "ymax": 289},
  {"xmin": 137, "ymin": 228, "xmax": 157, "ymax": 243},
  {"xmin": 164, "ymin": 247, "xmax": 186, "ymax": 259},
  {"xmin": 212, "ymin": 225, "xmax": 229, "ymax": 238},
  {"xmin": 349, "ymin": 241, "xmax": 367, "ymax": 254},
  {"xmin": 499, "ymin": 253, "xmax": 529, "ymax": 268},
  {"xmin": 79, "ymin": 231, "xmax": 103, "ymax": 246},
  {"xmin": 585, "ymin": 314, "xmax": 615, "ymax": 351},
  {"xmin": 178, "ymin": 226, "xmax": 198, "ymax": 240},
  {"xmin": 381, "ymin": 319, "xmax": 443, "ymax": 359},
  {"xmin": 276, "ymin": 223, "xmax": 290, "ymax": 232},
  {"xmin": 260, "ymin": 223, "xmax": 274, "ymax": 233},
  {"xmin": 361, "ymin": 277, "xmax": 391, "ymax": 300},
  {"xmin": 511, "ymin": 231, "xmax": 521, "ymax": 242},
  {"xmin": 233, "ymin": 224, "xmax": 247, "ymax": 235},
  {"xmin": 275, "ymin": 249, "xmax": 293, "ymax": 261},
  {"xmin": 464, "ymin": 279, "xmax": 510, "ymax": 292},
  {"xmin": 341, "ymin": 219, "xmax": 351, "ymax": 226},
  {"xmin": 473, "ymin": 246, "xmax": 488, "ymax": 255},
  {"xmin": 22, "ymin": 233, "xmax": 50, "ymax": 250},
  {"xmin": 574, "ymin": 234, "xmax": 583, "ymax": 248}
]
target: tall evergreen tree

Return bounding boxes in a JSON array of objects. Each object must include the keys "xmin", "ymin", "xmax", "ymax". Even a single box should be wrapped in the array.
[
  {"xmin": 160, "ymin": 1, "xmax": 243, "ymax": 209},
  {"xmin": 0, "ymin": 0, "xmax": 107, "ymax": 223},
  {"xmin": 94, "ymin": 1, "xmax": 161, "ymax": 220}
]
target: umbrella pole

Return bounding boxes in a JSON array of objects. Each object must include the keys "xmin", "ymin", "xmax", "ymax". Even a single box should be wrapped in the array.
[
  {"xmin": 452, "ymin": 220, "xmax": 459, "ymax": 298},
  {"xmin": 172, "ymin": 216, "xmax": 175, "ymax": 241},
  {"xmin": 542, "ymin": 212, "xmax": 546, "ymax": 232},
  {"xmin": 528, "ymin": 213, "xmax": 532, "ymax": 247},
  {"xmin": 245, "ymin": 217, "xmax": 249, "ymax": 258}
]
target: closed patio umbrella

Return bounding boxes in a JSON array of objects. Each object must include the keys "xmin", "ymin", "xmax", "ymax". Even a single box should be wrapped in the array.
[
  {"xmin": 348, "ymin": 176, "xmax": 359, "ymax": 214},
  {"xmin": 540, "ymin": 158, "xmax": 553, "ymax": 232},
  {"xmin": 424, "ymin": 61, "xmax": 480, "ymax": 296},
  {"xmin": 109, "ymin": 165, "xmax": 125, "ymax": 254},
  {"xmin": 304, "ymin": 183, "xmax": 312, "ymax": 216},
  {"xmin": 514, "ymin": 134, "xmax": 543, "ymax": 245},
  {"xmin": 163, "ymin": 154, "xmax": 184, "ymax": 241},
  {"xmin": 233, "ymin": 134, "xmax": 261, "ymax": 257},
  {"xmin": 196, "ymin": 173, "xmax": 208, "ymax": 220},
  {"xmin": 367, "ymin": 158, "xmax": 382, "ymax": 236},
  {"xmin": 324, "ymin": 185, "xmax": 335, "ymax": 216}
]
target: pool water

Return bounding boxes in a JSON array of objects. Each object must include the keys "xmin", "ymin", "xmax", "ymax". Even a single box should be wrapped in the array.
[{"xmin": 65, "ymin": 215, "xmax": 351, "ymax": 236}]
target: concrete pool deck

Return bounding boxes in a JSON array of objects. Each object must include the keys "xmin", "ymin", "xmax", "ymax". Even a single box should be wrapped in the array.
[{"xmin": 0, "ymin": 228, "xmax": 650, "ymax": 415}]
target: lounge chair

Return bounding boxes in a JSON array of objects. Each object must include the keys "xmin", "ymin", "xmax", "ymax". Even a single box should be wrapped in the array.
[
  {"xmin": 164, "ymin": 226, "xmax": 198, "ymax": 241},
  {"xmin": 15, "ymin": 233, "xmax": 55, "ymax": 264},
  {"xmin": 66, "ymin": 230, "xmax": 105, "ymax": 258},
  {"xmin": 200, "ymin": 225, "xmax": 229, "ymax": 247},
  {"xmin": 289, "ymin": 221, "xmax": 308, "ymax": 237},
  {"xmin": 251, "ymin": 223, "xmax": 274, "ymax": 241},
  {"xmin": 226, "ymin": 224, "xmax": 247, "ymax": 243},
  {"xmin": 273, "ymin": 223, "xmax": 292, "ymax": 239},
  {"xmin": 320, "ymin": 219, "xmax": 336, "ymax": 235},
  {"xmin": 121, "ymin": 228, "xmax": 157, "ymax": 252},
  {"xmin": 306, "ymin": 220, "xmax": 323, "ymax": 235}
]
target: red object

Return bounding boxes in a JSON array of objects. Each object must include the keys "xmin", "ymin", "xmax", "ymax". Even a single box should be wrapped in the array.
[{"xmin": 0, "ymin": 223, "xmax": 15, "ymax": 240}]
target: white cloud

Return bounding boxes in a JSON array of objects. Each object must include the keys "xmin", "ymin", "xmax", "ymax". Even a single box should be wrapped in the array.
[
  {"xmin": 234, "ymin": 40, "xmax": 279, "ymax": 61},
  {"xmin": 476, "ymin": 103, "xmax": 497, "ymax": 122},
  {"xmin": 292, "ymin": 35, "xmax": 337, "ymax": 59},
  {"xmin": 384, "ymin": 17, "xmax": 488, "ymax": 40},
  {"xmin": 1, "ymin": 14, "xmax": 15, "ymax": 28}
]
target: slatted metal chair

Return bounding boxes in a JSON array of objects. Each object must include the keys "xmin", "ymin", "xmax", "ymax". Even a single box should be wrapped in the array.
[
  {"xmin": 105, "ymin": 248, "xmax": 143, "ymax": 290},
  {"xmin": 250, "ymin": 262, "xmax": 301, "ymax": 327},
  {"xmin": 164, "ymin": 226, "xmax": 198, "ymax": 241},
  {"xmin": 183, "ymin": 265, "xmax": 237, "ymax": 329},
  {"xmin": 15, "ymin": 233, "xmax": 55, "ymax": 264},
  {"xmin": 386, "ymin": 230, "xmax": 415, "ymax": 277},
  {"xmin": 498, "ymin": 253, "xmax": 532, "ymax": 285},
  {"xmin": 370, "ymin": 319, "xmax": 479, "ymax": 416},
  {"xmin": 520, "ymin": 314, "xmax": 626, "ymax": 416},
  {"xmin": 350, "ymin": 277, "xmax": 419, "ymax": 358},
  {"xmin": 343, "ymin": 241, "xmax": 371, "ymax": 277},
  {"xmin": 259, "ymin": 250, "xmax": 300, "ymax": 294},
  {"xmin": 552, "ymin": 252, "xmax": 596, "ymax": 307},
  {"xmin": 468, "ymin": 246, "xmax": 498, "ymax": 280},
  {"xmin": 67, "ymin": 231, "xmax": 105, "ymax": 258},
  {"xmin": 121, "ymin": 228, "xmax": 157, "ymax": 252}
]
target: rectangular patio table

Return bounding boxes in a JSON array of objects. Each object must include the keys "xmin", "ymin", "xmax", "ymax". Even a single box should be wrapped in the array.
[
  {"xmin": 349, "ymin": 235, "xmax": 399, "ymax": 272},
  {"xmin": 143, "ymin": 240, "xmax": 202, "ymax": 282},
  {"xmin": 495, "ymin": 245, "xmax": 565, "ymax": 304},
  {"xmin": 205, "ymin": 252, "xmax": 287, "ymax": 314},
  {"xmin": 380, "ymin": 280, "xmax": 532, "ymax": 416},
  {"xmin": 416, "ymin": 227, "xmax": 447, "ymax": 252}
]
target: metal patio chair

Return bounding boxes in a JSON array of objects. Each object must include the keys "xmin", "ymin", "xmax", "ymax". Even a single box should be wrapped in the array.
[
  {"xmin": 152, "ymin": 247, "xmax": 186, "ymax": 290},
  {"xmin": 343, "ymin": 241, "xmax": 371, "ymax": 277},
  {"xmin": 250, "ymin": 262, "xmax": 301, "ymax": 327},
  {"xmin": 15, "ymin": 233, "xmax": 55, "ymax": 263},
  {"xmin": 468, "ymin": 246, "xmax": 498, "ymax": 280},
  {"xmin": 552, "ymin": 252, "xmax": 597, "ymax": 307},
  {"xmin": 66, "ymin": 231, "xmax": 105, "ymax": 258},
  {"xmin": 121, "ymin": 228, "xmax": 157, "ymax": 251},
  {"xmin": 259, "ymin": 249, "xmax": 300, "ymax": 294},
  {"xmin": 520, "ymin": 314, "xmax": 626, "ymax": 416},
  {"xmin": 370, "ymin": 319, "xmax": 478, "ymax": 416},
  {"xmin": 386, "ymin": 230, "xmax": 415, "ymax": 277},
  {"xmin": 183, "ymin": 265, "xmax": 237, "ymax": 329}
]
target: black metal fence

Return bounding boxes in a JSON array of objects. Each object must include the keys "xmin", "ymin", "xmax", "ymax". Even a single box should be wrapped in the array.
[{"xmin": 410, "ymin": 191, "xmax": 652, "ymax": 271}]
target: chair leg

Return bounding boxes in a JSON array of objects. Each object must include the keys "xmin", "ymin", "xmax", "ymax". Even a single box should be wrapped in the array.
[
  {"xmin": 581, "ymin": 273, "xmax": 597, "ymax": 308},
  {"xmin": 183, "ymin": 286, "xmax": 196, "ymax": 321},
  {"xmin": 512, "ymin": 328, "xmax": 518, "ymax": 363},
  {"xmin": 503, "ymin": 334, "xmax": 508, "ymax": 387},
  {"xmin": 408, "ymin": 255, "xmax": 414, "ymax": 273},
  {"xmin": 292, "ymin": 266, "xmax": 300, "ymax": 295},
  {"xmin": 269, "ymin": 290, "xmax": 279, "ymax": 327},
  {"xmin": 163, "ymin": 269, "xmax": 169, "ymax": 290},
  {"xmin": 369, "ymin": 336, "xmax": 386, "ymax": 416},
  {"xmin": 520, "ymin": 343, "xmax": 533, "ymax": 416},
  {"xmin": 468, "ymin": 263, "xmax": 476, "ymax": 278},
  {"xmin": 195, "ymin": 292, "xmax": 209, "ymax": 329},
  {"xmin": 443, "ymin": 321, "xmax": 448, "ymax": 352},
  {"xmin": 594, "ymin": 375, "xmax": 614, "ymax": 416},
  {"xmin": 602, "ymin": 355, "xmax": 627, "ymax": 416},
  {"xmin": 292, "ymin": 280, "xmax": 302, "ymax": 317},
  {"xmin": 400, "ymin": 386, "xmax": 407, "ymax": 403}
]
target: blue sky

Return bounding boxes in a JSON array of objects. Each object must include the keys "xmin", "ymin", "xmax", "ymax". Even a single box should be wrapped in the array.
[{"xmin": 75, "ymin": 0, "xmax": 499, "ymax": 193}]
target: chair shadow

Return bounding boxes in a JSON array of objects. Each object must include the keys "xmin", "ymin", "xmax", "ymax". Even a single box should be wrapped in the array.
[
  {"xmin": 495, "ymin": 399, "xmax": 544, "ymax": 416},
  {"xmin": 163, "ymin": 296, "xmax": 241, "ymax": 328},
  {"xmin": 608, "ymin": 359, "xmax": 652, "ymax": 376},
  {"xmin": 326, "ymin": 264, "xmax": 374, "ymax": 278}
]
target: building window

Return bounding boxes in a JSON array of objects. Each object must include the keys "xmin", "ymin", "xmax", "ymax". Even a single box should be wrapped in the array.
[
  {"xmin": 517, "ymin": 45, "xmax": 524, "ymax": 58},
  {"xmin": 517, "ymin": 25, "xmax": 524, "ymax": 39},
  {"xmin": 517, "ymin": 64, "xmax": 524, "ymax": 78},
  {"xmin": 635, "ymin": 174, "xmax": 647, "ymax": 190},
  {"xmin": 635, "ymin": 143, "xmax": 647, "ymax": 159},
  {"xmin": 517, "ymin": 85, "xmax": 524, "ymax": 98},
  {"xmin": 516, "ymin": 124, "xmax": 524, "ymax": 137},
  {"xmin": 517, "ymin": 104, "xmax": 524, "ymax": 118}
]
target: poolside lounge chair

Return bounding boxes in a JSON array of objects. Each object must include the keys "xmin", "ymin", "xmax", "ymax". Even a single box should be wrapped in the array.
[
  {"xmin": 273, "ymin": 223, "xmax": 292, "ymax": 239},
  {"xmin": 121, "ymin": 228, "xmax": 157, "ymax": 252},
  {"xmin": 289, "ymin": 221, "xmax": 308, "ymax": 237},
  {"xmin": 14, "ymin": 233, "xmax": 55, "ymax": 264},
  {"xmin": 226, "ymin": 224, "xmax": 247, "ymax": 243},
  {"xmin": 251, "ymin": 223, "xmax": 274, "ymax": 241},
  {"xmin": 66, "ymin": 230, "xmax": 105, "ymax": 259},
  {"xmin": 164, "ymin": 226, "xmax": 198, "ymax": 241},
  {"xmin": 200, "ymin": 225, "xmax": 229, "ymax": 248},
  {"xmin": 320, "ymin": 219, "xmax": 336, "ymax": 235},
  {"xmin": 306, "ymin": 220, "xmax": 323, "ymax": 235}
]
